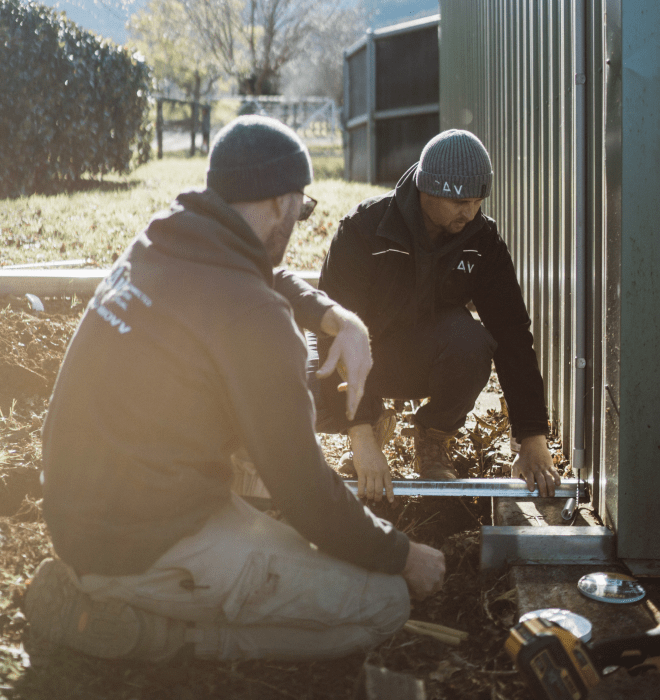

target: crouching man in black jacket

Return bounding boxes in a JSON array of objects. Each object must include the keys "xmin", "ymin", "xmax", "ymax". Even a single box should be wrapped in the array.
[
  {"xmin": 25, "ymin": 117, "xmax": 445, "ymax": 662},
  {"xmin": 317, "ymin": 130, "xmax": 561, "ymax": 504}
]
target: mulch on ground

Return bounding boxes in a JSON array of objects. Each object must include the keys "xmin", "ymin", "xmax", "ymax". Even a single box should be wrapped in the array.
[{"xmin": 0, "ymin": 295, "xmax": 590, "ymax": 700}]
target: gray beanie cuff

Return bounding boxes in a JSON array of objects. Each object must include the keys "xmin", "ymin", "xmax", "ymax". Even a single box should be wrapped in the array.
[
  {"xmin": 207, "ymin": 149, "xmax": 311, "ymax": 203},
  {"xmin": 415, "ymin": 169, "xmax": 492, "ymax": 199}
]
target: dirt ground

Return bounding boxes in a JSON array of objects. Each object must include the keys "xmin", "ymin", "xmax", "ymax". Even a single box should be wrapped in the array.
[{"xmin": 0, "ymin": 294, "xmax": 577, "ymax": 699}]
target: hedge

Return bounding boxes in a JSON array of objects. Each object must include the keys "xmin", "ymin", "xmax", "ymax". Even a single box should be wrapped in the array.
[{"xmin": 0, "ymin": 0, "xmax": 152, "ymax": 198}]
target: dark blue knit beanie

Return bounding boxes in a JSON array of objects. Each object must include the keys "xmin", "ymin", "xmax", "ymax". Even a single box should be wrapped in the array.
[{"xmin": 207, "ymin": 115, "xmax": 313, "ymax": 203}]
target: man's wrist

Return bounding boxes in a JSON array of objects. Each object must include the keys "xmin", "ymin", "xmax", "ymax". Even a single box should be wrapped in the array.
[
  {"xmin": 319, "ymin": 304, "xmax": 366, "ymax": 338},
  {"xmin": 347, "ymin": 423, "xmax": 380, "ymax": 451},
  {"xmin": 319, "ymin": 305, "xmax": 342, "ymax": 336},
  {"xmin": 319, "ymin": 304, "xmax": 354, "ymax": 337},
  {"xmin": 348, "ymin": 423, "xmax": 374, "ymax": 439}
]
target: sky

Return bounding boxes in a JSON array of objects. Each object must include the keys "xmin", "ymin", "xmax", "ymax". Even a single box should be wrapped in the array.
[{"xmin": 35, "ymin": 0, "xmax": 440, "ymax": 46}]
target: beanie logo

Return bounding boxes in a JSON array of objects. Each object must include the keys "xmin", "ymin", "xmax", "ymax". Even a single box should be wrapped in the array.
[{"xmin": 436, "ymin": 180, "xmax": 463, "ymax": 196}]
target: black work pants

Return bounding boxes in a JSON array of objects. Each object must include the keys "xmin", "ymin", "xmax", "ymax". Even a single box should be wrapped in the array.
[{"xmin": 309, "ymin": 306, "xmax": 496, "ymax": 434}]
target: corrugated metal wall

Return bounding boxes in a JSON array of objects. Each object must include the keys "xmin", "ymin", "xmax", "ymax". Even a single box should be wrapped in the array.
[
  {"xmin": 439, "ymin": 0, "xmax": 660, "ymax": 569},
  {"xmin": 440, "ymin": 0, "xmax": 600, "ymax": 489},
  {"xmin": 344, "ymin": 15, "xmax": 440, "ymax": 184}
]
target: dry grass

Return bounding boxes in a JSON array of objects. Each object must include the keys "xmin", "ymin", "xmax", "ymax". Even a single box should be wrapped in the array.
[{"xmin": 0, "ymin": 153, "xmax": 387, "ymax": 271}]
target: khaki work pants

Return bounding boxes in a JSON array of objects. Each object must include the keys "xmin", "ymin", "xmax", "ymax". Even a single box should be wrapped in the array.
[{"xmin": 71, "ymin": 493, "xmax": 410, "ymax": 661}]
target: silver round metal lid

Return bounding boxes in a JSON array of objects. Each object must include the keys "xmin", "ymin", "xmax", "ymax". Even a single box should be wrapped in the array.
[
  {"xmin": 519, "ymin": 608, "xmax": 593, "ymax": 642},
  {"xmin": 578, "ymin": 572, "xmax": 646, "ymax": 604}
]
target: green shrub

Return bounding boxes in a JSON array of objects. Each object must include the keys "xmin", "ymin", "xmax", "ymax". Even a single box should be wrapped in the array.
[{"xmin": 0, "ymin": 0, "xmax": 152, "ymax": 198}]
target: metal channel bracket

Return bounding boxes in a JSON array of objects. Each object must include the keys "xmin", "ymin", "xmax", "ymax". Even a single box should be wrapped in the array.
[
  {"xmin": 480, "ymin": 526, "xmax": 616, "ymax": 573},
  {"xmin": 344, "ymin": 478, "xmax": 587, "ymax": 499}
]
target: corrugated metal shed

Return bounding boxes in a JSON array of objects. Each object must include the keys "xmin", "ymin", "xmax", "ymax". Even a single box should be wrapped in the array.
[
  {"xmin": 439, "ymin": 0, "xmax": 660, "ymax": 571},
  {"xmin": 343, "ymin": 15, "xmax": 440, "ymax": 185}
]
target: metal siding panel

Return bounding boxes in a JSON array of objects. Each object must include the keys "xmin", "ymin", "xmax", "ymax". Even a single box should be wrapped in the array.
[
  {"xmin": 603, "ymin": 0, "xmax": 621, "ymax": 537},
  {"xmin": 348, "ymin": 126, "xmax": 369, "ymax": 182},
  {"xmin": 512, "ymin": 0, "xmax": 522, "ymax": 289},
  {"xmin": 523, "ymin": 0, "xmax": 531, "ymax": 304},
  {"xmin": 530, "ymin": 0, "xmax": 552, "ymax": 406},
  {"xmin": 530, "ymin": 0, "xmax": 543, "ymax": 376},
  {"xmin": 550, "ymin": 0, "xmax": 563, "ymax": 434},
  {"xmin": 504, "ymin": 0, "xmax": 512, "ymax": 255},
  {"xmin": 559, "ymin": 0, "xmax": 573, "ymax": 456},
  {"xmin": 375, "ymin": 26, "xmax": 440, "ymax": 112},
  {"xmin": 572, "ymin": 0, "xmax": 588, "ymax": 480},
  {"xmin": 375, "ymin": 114, "xmax": 440, "ymax": 185},
  {"xmin": 617, "ymin": 0, "xmax": 660, "ymax": 561},
  {"xmin": 585, "ymin": 0, "xmax": 606, "ymax": 513},
  {"xmin": 347, "ymin": 49, "xmax": 367, "ymax": 120},
  {"xmin": 366, "ymin": 31, "xmax": 376, "ymax": 184}
]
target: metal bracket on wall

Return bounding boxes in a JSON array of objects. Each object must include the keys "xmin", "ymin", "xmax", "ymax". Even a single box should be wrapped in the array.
[
  {"xmin": 480, "ymin": 526, "xmax": 616, "ymax": 573},
  {"xmin": 344, "ymin": 478, "xmax": 588, "ymax": 499}
]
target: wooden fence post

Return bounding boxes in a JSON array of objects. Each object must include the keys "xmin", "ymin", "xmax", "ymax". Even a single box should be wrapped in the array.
[
  {"xmin": 190, "ymin": 101, "xmax": 199, "ymax": 157},
  {"xmin": 156, "ymin": 98, "xmax": 163, "ymax": 160},
  {"xmin": 201, "ymin": 105, "xmax": 211, "ymax": 154}
]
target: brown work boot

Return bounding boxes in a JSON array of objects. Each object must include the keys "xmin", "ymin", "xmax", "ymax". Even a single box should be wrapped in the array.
[
  {"xmin": 338, "ymin": 408, "xmax": 397, "ymax": 476},
  {"xmin": 24, "ymin": 558, "xmax": 187, "ymax": 662},
  {"xmin": 403, "ymin": 424, "xmax": 459, "ymax": 480}
]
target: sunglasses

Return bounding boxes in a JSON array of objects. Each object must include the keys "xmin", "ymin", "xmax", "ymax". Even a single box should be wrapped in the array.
[{"xmin": 298, "ymin": 193, "xmax": 318, "ymax": 221}]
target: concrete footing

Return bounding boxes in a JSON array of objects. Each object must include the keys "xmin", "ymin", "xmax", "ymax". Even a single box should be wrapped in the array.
[{"xmin": 487, "ymin": 496, "xmax": 660, "ymax": 698}]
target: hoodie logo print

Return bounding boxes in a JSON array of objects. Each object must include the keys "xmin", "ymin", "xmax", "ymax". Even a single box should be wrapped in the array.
[{"xmin": 90, "ymin": 263, "xmax": 153, "ymax": 335}]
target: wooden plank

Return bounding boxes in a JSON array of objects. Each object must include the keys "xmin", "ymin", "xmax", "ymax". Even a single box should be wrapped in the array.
[
  {"xmin": 0, "ymin": 270, "xmax": 106, "ymax": 297},
  {"xmin": 0, "ymin": 269, "xmax": 320, "ymax": 297}
]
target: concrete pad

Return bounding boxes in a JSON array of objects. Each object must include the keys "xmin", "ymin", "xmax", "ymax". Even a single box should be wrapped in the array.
[
  {"xmin": 511, "ymin": 564, "xmax": 658, "ymax": 638},
  {"xmin": 494, "ymin": 497, "xmax": 602, "ymax": 527},
  {"xmin": 495, "ymin": 488, "xmax": 660, "ymax": 695}
]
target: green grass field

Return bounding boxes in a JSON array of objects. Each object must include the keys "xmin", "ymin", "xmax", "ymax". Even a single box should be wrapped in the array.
[{"xmin": 0, "ymin": 151, "xmax": 387, "ymax": 271}]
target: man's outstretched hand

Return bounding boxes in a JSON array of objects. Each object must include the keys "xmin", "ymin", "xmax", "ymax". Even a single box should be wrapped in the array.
[
  {"xmin": 316, "ymin": 306, "xmax": 372, "ymax": 421},
  {"xmin": 347, "ymin": 423, "xmax": 394, "ymax": 503},
  {"xmin": 513, "ymin": 434, "xmax": 561, "ymax": 497}
]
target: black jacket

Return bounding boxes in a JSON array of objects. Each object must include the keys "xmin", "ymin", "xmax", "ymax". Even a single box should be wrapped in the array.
[
  {"xmin": 319, "ymin": 165, "xmax": 548, "ymax": 439},
  {"xmin": 42, "ymin": 187, "xmax": 409, "ymax": 576}
]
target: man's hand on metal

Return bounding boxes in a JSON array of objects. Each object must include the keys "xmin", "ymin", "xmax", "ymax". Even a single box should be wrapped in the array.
[
  {"xmin": 513, "ymin": 434, "xmax": 561, "ymax": 497},
  {"xmin": 347, "ymin": 423, "xmax": 394, "ymax": 503},
  {"xmin": 316, "ymin": 305, "xmax": 372, "ymax": 421},
  {"xmin": 402, "ymin": 541, "xmax": 446, "ymax": 600}
]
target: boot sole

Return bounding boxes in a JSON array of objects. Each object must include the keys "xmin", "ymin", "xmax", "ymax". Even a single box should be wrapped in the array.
[{"xmin": 25, "ymin": 558, "xmax": 141, "ymax": 659}]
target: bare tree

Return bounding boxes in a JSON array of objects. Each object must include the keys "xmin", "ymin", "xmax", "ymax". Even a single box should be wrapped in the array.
[
  {"xmin": 127, "ymin": 0, "xmax": 225, "ymax": 101},
  {"xmin": 280, "ymin": 4, "xmax": 367, "ymax": 103},
  {"xmin": 181, "ymin": 0, "xmax": 338, "ymax": 95}
]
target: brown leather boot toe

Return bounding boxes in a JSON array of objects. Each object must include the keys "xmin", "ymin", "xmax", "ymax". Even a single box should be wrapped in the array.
[{"xmin": 404, "ymin": 423, "xmax": 459, "ymax": 480}]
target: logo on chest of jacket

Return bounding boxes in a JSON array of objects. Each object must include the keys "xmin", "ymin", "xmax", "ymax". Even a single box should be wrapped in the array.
[{"xmin": 455, "ymin": 249, "xmax": 481, "ymax": 274}]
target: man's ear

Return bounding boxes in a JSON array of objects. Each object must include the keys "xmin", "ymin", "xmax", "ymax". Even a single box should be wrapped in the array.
[{"xmin": 270, "ymin": 194, "xmax": 289, "ymax": 224}]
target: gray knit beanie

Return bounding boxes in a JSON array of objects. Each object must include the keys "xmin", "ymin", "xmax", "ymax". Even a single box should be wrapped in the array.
[
  {"xmin": 415, "ymin": 129, "xmax": 493, "ymax": 199},
  {"xmin": 207, "ymin": 115, "xmax": 312, "ymax": 203}
]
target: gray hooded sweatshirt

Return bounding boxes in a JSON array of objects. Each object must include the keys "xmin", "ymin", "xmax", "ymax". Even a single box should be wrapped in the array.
[{"xmin": 42, "ymin": 188, "xmax": 409, "ymax": 577}]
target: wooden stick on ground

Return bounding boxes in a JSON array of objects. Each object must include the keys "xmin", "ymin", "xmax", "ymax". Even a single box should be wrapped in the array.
[{"xmin": 403, "ymin": 619, "xmax": 469, "ymax": 646}]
